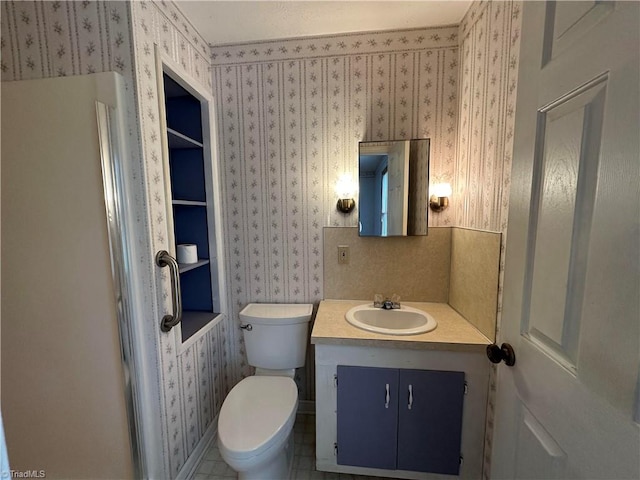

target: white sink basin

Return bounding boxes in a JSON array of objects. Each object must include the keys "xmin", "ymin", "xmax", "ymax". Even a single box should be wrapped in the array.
[{"xmin": 345, "ymin": 304, "xmax": 437, "ymax": 335}]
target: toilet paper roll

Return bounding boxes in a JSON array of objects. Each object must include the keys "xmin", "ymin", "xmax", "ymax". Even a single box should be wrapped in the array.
[{"xmin": 177, "ymin": 244, "xmax": 198, "ymax": 264}]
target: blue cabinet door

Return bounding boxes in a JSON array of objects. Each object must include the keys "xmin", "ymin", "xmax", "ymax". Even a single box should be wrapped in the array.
[
  {"xmin": 336, "ymin": 365, "xmax": 399, "ymax": 470},
  {"xmin": 397, "ymin": 369, "xmax": 465, "ymax": 475}
]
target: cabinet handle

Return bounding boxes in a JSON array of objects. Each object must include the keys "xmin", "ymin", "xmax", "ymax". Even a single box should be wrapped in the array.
[
  {"xmin": 156, "ymin": 250, "xmax": 183, "ymax": 332},
  {"xmin": 408, "ymin": 384, "xmax": 413, "ymax": 410},
  {"xmin": 385, "ymin": 383, "xmax": 390, "ymax": 409}
]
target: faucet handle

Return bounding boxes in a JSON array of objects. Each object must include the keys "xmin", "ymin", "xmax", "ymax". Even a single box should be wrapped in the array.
[
  {"xmin": 373, "ymin": 293, "xmax": 384, "ymax": 308},
  {"xmin": 391, "ymin": 294, "xmax": 401, "ymax": 309}
]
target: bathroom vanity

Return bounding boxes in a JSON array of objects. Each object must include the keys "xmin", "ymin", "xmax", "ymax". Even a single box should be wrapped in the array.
[{"xmin": 311, "ymin": 300, "xmax": 491, "ymax": 479}]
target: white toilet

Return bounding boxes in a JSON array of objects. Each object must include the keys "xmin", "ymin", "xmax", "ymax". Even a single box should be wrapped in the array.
[{"xmin": 217, "ymin": 303, "xmax": 313, "ymax": 479}]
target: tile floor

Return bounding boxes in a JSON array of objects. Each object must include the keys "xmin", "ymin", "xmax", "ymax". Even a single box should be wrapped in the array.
[{"xmin": 193, "ymin": 413, "xmax": 394, "ymax": 480}]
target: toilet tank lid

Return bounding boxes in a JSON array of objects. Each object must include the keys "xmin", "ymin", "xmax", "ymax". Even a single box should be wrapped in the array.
[{"xmin": 239, "ymin": 303, "xmax": 313, "ymax": 325}]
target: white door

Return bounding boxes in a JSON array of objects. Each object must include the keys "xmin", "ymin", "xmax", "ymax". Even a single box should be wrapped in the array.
[
  {"xmin": 386, "ymin": 141, "xmax": 409, "ymax": 236},
  {"xmin": 492, "ymin": 2, "xmax": 639, "ymax": 479}
]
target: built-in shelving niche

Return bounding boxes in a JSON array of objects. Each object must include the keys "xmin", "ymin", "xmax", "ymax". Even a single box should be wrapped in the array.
[{"xmin": 162, "ymin": 73, "xmax": 221, "ymax": 343}]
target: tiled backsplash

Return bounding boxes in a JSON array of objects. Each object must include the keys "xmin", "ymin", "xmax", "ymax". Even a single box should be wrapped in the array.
[
  {"xmin": 323, "ymin": 226, "xmax": 500, "ymax": 339},
  {"xmin": 324, "ymin": 227, "xmax": 451, "ymax": 302},
  {"xmin": 449, "ymin": 227, "xmax": 501, "ymax": 341}
]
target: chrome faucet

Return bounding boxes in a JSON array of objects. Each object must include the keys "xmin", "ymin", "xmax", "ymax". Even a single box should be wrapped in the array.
[
  {"xmin": 374, "ymin": 293, "xmax": 401, "ymax": 309},
  {"xmin": 381, "ymin": 299, "xmax": 395, "ymax": 310}
]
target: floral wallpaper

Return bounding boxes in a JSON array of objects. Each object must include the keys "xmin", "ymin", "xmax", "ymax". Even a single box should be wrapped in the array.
[
  {"xmin": 456, "ymin": 0, "xmax": 521, "ymax": 234},
  {"xmin": 129, "ymin": 1, "xmax": 233, "ymax": 476},
  {"xmin": 2, "ymin": 1, "xmax": 232, "ymax": 477},
  {"xmin": 456, "ymin": 1, "xmax": 522, "ymax": 478},
  {"xmin": 210, "ymin": 26, "xmax": 460, "ymax": 389},
  {"xmin": 1, "ymin": 0, "xmax": 130, "ymax": 79}
]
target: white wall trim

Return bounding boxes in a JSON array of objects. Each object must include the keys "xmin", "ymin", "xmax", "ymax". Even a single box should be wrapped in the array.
[{"xmin": 176, "ymin": 415, "xmax": 219, "ymax": 480}]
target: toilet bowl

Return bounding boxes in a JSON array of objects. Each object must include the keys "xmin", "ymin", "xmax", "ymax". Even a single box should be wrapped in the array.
[
  {"xmin": 218, "ymin": 376, "xmax": 298, "ymax": 479},
  {"xmin": 217, "ymin": 303, "xmax": 312, "ymax": 479}
]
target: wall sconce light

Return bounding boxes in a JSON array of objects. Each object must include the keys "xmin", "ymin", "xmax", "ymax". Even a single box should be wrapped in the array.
[
  {"xmin": 336, "ymin": 174, "xmax": 357, "ymax": 214},
  {"xmin": 430, "ymin": 183, "xmax": 452, "ymax": 212}
]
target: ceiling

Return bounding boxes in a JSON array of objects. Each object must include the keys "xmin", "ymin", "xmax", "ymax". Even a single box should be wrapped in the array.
[{"xmin": 177, "ymin": 1, "xmax": 472, "ymax": 46}]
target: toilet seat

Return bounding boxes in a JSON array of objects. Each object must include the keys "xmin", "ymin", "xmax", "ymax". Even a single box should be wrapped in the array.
[{"xmin": 218, "ymin": 376, "xmax": 298, "ymax": 462}]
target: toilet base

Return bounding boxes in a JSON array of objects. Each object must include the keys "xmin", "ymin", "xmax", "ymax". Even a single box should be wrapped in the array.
[{"xmin": 235, "ymin": 430, "xmax": 295, "ymax": 480}]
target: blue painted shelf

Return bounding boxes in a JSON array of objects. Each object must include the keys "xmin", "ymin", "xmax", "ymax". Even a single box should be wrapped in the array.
[{"xmin": 163, "ymin": 72, "xmax": 216, "ymax": 344}]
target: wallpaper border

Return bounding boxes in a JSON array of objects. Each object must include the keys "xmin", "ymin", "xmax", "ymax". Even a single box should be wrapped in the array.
[{"xmin": 210, "ymin": 25, "xmax": 459, "ymax": 65}]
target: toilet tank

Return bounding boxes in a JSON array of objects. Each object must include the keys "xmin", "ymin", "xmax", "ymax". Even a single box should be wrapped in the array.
[{"xmin": 239, "ymin": 303, "xmax": 313, "ymax": 370}]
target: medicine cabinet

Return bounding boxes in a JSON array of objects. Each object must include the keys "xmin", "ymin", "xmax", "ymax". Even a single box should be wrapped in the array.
[{"xmin": 358, "ymin": 139, "xmax": 430, "ymax": 237}]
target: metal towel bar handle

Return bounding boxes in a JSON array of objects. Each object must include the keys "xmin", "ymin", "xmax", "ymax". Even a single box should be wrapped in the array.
[
  {"xmin": 156, "ymin": 250, "xmax": 182, "ymax": 332},
  {"xmin": 385, "ymin": 383, "xmax": 390, "ymax": 409},
  {"xmin": 408, "ymin": 384, "xmax": 413, "ymax": 410}
]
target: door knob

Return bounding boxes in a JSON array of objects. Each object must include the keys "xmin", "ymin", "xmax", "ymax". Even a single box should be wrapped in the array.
[{"xmin": 486, "ymin": 343, "xmax": 516, "ymax": 366}]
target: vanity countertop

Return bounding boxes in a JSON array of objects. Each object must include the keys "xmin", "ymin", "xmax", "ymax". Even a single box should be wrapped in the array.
[{"xmin": 311, "ymin": 299, "xmax": 491, "ymax": 353}]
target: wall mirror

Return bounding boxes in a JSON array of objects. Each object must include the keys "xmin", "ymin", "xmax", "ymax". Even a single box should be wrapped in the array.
[{"xmin": 358, "ymin": 139, "xmax": 430, "ymax": 237}]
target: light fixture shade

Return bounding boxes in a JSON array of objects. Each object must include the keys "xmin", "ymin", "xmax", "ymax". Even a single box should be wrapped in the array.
[
  {"xmin": 335, "ymin": 173, "xmax": 357, "ymax": 198},
  {"xmin": 431, "ymin": 182, "xmax": 452, "ymax": 197}
]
